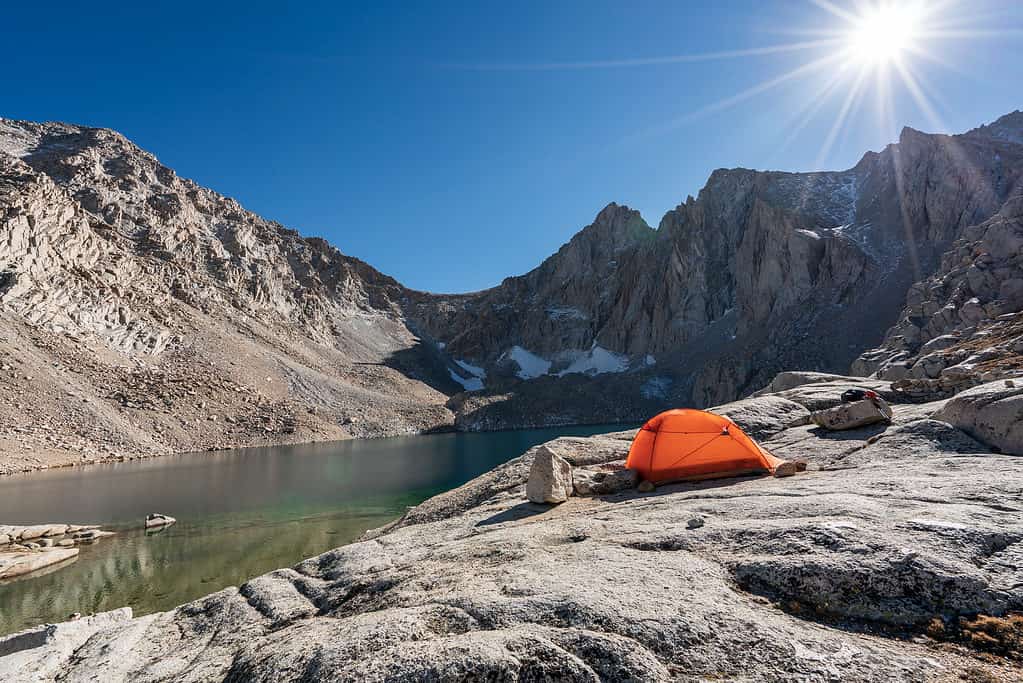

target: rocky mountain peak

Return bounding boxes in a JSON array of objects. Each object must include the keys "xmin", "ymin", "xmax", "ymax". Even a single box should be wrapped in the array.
[
  {"xmin": 415, "ymin": 110, "xmax": 1023, "ymax": 421},
  {"xmin": 966, "ymin": 110, "xmax": 1023, "ymax": 145},
  {"xmin": 573, "ymin": 202, "xmax": 654, "ymax": 254}
]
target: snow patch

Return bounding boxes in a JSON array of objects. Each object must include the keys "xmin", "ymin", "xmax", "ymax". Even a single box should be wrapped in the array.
[
  {"xmin": 449, "ymin": 370, "xmax": 484, "ymax": 392},
  {"xmin": 796, "ymin": 229, "xmax": 821, "ymax": 240},
  {"xmin": 454, "ymin": 359, "xmax": 486, "ymax": 379},
  {"xmin": 449, "ymin": 358, "xmax": 486, "ymax": 391},
  {"xmin": 503, "ymin": 346, "xmax": 551, "ymax": 380},
  {"xmin": 644, "ymin": 354, "xmax": 656, "ymax": 367},
  {"xmin": 557, "ymin": 344, "xmax": 629, "ymax": 377},
  {"xmin": 436, "ymin": 341, "xmax": 446, "ymax": 350}
]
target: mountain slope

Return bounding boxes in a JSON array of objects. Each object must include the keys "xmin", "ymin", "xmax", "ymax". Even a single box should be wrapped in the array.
[
  {"xmin": 0, "ymin": 121, "xmax": 457, "ymax": 473},
  {"xmin": 1, "ymin": 112, "xmax": 1021, "ymax": 470}
]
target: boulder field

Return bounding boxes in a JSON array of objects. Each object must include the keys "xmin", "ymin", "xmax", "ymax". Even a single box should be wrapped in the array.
[{"xmin": 1, "ymin": 376, "xmax": 1022, "ymax": 681}]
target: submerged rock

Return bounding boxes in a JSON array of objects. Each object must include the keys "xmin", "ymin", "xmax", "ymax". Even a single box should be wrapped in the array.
[
  {"xmin": 71, "ymin": 529, "xmax": 115, "ymax": 543},
  {"xmin": 144, "ymin": 513, "xmax": 176, "ymax": 529}
]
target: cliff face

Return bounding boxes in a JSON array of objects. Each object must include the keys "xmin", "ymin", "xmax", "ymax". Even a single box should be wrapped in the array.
[
  {"xmin": 850, "ymin": 115, "xmax": 1023, "ymax": 395},
  {"xmin": 411, "ymin": 113, "xmax": 1023, "ymax": 417},
  {"xmin": 1, "ymin": 112, "xmax": 1021, "ymax": 467}
]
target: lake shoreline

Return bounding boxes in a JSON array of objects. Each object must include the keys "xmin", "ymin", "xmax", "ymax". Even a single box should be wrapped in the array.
[
  {"xmin": 0, "ymin": 424, "xmax": 628, "ymax": 636},
  {"xmin": 5, "ymin": 383, "xmax": 1023, "ymax": 680},
  {"xmin": 0, "ymin": 418, "xmax": 639, "ymax": 478}
]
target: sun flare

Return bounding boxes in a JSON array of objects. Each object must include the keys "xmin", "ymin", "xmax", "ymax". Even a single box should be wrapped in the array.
[
  {"xmin": 845, "ymin": 4, "xmax": 921, "ymax": 66},
  {"xmin": 462, "ymin": 0, "xmax": 1018, "ymax": 158}
]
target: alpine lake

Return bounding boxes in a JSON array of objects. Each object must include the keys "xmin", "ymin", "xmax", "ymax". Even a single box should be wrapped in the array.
[{"xmin": 0, "ymin": 424, "xmax": 627, "ymax": 635}]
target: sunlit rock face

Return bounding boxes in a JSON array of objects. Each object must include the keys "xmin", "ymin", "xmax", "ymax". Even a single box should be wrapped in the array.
[
  {"xmin": 0, "ymin": 119, "xmax": 458, "ymax": 472},
  {"xmin": 852, "ymin": 144, "xmax": 1023, "ymax": 396}
]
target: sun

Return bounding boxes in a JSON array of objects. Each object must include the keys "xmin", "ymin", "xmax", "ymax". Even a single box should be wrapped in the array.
[
  {"xmin": 473, "ymin": 0, "xmax": 1013, "ymax": 159},
  {"xmin": 844, "ymin": 4, "xmax": 921, "ymax": 66}
]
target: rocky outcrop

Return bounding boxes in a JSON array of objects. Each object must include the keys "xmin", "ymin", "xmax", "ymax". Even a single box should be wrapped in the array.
[
  {"xmin": 853, "ymin": 118, "xmax": 1023, "ymax": 396},
  {"xmin": 936, "ymin": 380, "xmax": 1023, "ymax": 455},
  {"xmin": 0, "ymin": 522, "xmax": 115, "ymax": 579},
  {"xmin": 571, "ymin": 462, "xmax": 639, "ymax": 496},
  {"xmin": 709, "ymin": 394, "xmax": 811, "ymax": 440},
  {"xmin": 0, "ymin": 547, "xmax": 79, "ymax": 580},
  {"xmin": 0, "ymin": 607, "xmax": 132, "ymax": 661},
  {"xmin": 4, "ymin": 383, "xmax": 1022, "ymax": 680},
  {"xmin": 811, "ymin": 397, "xmax": 893, "ymax": 430},
  {"xmin": 144, "ymin": 514, "xmax": 175, "ymax": 529}
]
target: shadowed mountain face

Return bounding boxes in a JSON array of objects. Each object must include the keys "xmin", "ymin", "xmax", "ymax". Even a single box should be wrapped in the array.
[
  {"xmin": 412, "ymin": 112, "xmax": 1023, "ymax": 420},
  {"xmin": 1, "ymin": 112, "xmax": 1021, "ymax": 466}
]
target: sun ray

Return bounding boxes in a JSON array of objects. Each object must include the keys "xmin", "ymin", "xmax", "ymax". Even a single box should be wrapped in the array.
[
  {"xmin": 441, "ymin": 39, "xmax": 842, "ymax": 71},
  {"xmin": 621, "ymin": 53, "xmax": 846, "ymax": 144},
  {"xmin": 809, "ymin": 0, "xmax": 863, "ymax": 25},
  {"xmin": 901, "ymin": 44, "xmax": 970, "ymax": 76},
  {"xmin": 815, "ymin": 64, "xmax": 869, "ymax": 169},
  {"xmin": 891, "ymin": 57, "xmax": 945, "ymax": 132},
  {"xmin": 477, "ymin": 0, "xmax": 1023, "ymax": 155},
  {"xmin": 889, "ymin": 139, "xmax": 925, "ymax": 281},
  {"xmin": 777, "ymin": 63, "xmax": 856, "ymax": 154},
  {"xmin": 916, "ymin": 27, "xmax": 1023, "ymax": 39}
]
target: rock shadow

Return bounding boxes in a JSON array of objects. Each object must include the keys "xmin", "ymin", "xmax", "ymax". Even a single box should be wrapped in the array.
[
  {"xmin": 379, "ymin": 339, "xmax": 463, "ymax": 396},
  {"xmin": 586, "ymin": 473, "xmax": 774, "ymax": 506},
  {"xmin": 476, "ymin": 502, "xmax": 556, "ymax": 527},
  {"xmin": 804, "ymin": 422, "xmax": 891, "ymax": 442}
]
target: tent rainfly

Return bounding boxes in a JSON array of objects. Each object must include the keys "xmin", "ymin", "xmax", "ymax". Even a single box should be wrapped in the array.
[{"xmin": 625, "ymin": 409, "xmax": 797, "ymax": 483}]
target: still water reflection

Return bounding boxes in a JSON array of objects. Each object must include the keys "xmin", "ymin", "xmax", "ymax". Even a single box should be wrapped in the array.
[{"xmin": 0, "ymin": 425, "xmax": 627, "ymax": 635}]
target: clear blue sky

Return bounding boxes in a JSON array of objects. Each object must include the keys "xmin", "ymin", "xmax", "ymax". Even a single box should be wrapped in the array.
[{"xmin": 5, "ymin": 1, "xmax": 1021, "ymax": 292}]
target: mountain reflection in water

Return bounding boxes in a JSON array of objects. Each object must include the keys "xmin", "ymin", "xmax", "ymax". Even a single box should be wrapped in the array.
[{"xmin": 0, "ymin": 424, "xmax": 629, "ymax": 635}]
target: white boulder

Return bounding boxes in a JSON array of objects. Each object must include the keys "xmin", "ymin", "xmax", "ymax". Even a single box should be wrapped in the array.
[{"xmin": 525, "ymin": 446, "xmax": 573, "ymax": 504}]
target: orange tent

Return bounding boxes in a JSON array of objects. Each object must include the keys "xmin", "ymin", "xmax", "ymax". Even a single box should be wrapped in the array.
[{"xmin": 626, "ymin": 409, "xmax": 792, "ymax": 483}]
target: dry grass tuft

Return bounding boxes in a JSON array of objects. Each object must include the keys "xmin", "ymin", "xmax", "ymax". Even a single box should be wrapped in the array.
[{"xmin": 956, "ymin": 614, "xmax": 1023, "ymax": 660}]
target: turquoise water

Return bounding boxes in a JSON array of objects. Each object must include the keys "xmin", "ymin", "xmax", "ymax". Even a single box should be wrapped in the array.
[{"xmin": 0, "ymin": 425, "xmax": 628, "ymax": 635}]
